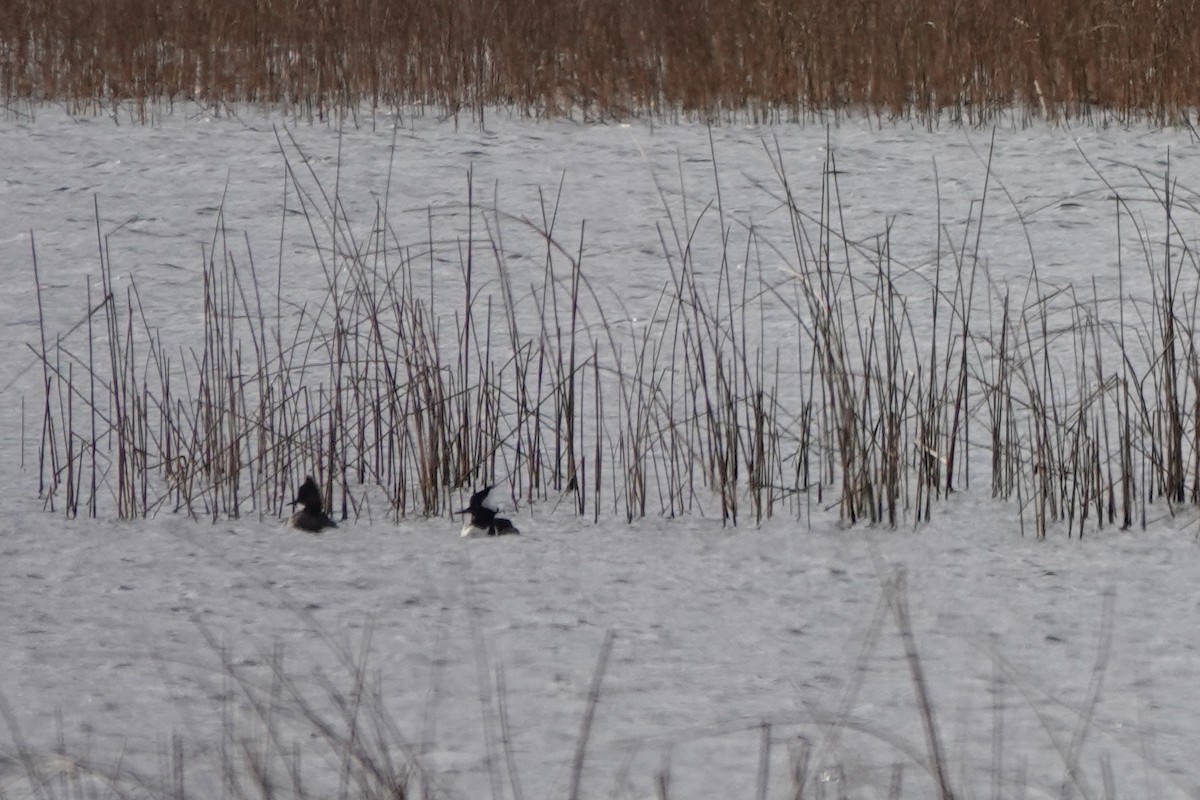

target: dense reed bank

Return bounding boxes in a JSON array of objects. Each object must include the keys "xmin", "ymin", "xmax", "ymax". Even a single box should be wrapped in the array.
[{"xmin": 3, "ymin": 0, "xmax": 1200, "ymax": 123}]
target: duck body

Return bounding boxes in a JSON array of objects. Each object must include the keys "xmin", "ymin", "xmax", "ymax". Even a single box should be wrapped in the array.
[
  {"xmin": 289, "ymin": 476, "xmax": 338, "ymax": 533},
  {"xmin": 460, "ymin": 516, "xmax": 521, "ymax": 537},
  {"xmin": 457, "ymin": 485, "xmax": 520, "ymax": 537}
]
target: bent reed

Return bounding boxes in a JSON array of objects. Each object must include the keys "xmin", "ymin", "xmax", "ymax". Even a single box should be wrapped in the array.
[{"xmin": 3, "ymin": 0, "xmax": 1200, "ymax": 124}]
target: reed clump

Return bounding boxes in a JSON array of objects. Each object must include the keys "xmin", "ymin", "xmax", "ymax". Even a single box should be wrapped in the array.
[
  {"xmin": 26, "ymin": 132, "xmax": 1200, "ymax": 535},
  {"xmin": 2, "ymin": 0, "xmax": 1199, "ymax": 124}
]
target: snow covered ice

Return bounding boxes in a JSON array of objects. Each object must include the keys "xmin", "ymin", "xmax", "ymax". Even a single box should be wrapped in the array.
[{"xmin": 2, "ymin": 106, "xmax": 1200, "ymax": 798}]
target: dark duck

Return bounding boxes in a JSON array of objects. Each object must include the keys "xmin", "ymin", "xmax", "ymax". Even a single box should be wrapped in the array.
[
  {"xmin": 457, "ymin": 485, "xmax": 519, "ymax": 536},
  {"xmin": 289, "ymin": 475, "xmax": 338, "ymax": 533}
]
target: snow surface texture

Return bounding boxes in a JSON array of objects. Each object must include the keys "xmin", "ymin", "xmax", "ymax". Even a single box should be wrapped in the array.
[{"xmin": 2, "ymin": 106, "xmax": 1200, "ymax": 798}]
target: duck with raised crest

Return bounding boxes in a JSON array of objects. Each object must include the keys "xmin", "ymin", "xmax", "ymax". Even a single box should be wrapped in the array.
[
  {"xmin": 289, "ymin": 475, "xmax": 338, "ymax": 533},
  {"xmin": 456, "ymin": 485, "xmax": 519, "ymax": 537}
]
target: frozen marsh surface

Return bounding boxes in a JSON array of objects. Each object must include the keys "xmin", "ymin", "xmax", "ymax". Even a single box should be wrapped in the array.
[{"xmin": 2, "ymin": 106, "xmax": 1200, "ymax": 798}]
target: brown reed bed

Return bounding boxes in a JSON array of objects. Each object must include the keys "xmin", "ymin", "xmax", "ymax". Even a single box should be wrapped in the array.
[
  {"xmin": 24, "ymin": 131, "xmax": 1200, "ymax": 535},
  {"xmin": 3, "ymin": 0, "xmax": 1200, "ymax": 124}
]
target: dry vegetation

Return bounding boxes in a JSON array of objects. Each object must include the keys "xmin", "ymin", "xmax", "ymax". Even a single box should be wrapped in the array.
[
  {"xmin": 25, "ymin": 128, "xmax": 1200, "ymax": 536},
  {"xmin": 2, "ymin": 0, "xmax": 1200, "ymax": 123},
  {"xmin": 2, "ymin": 574, "xmax": 1123, "ymax": 800}
]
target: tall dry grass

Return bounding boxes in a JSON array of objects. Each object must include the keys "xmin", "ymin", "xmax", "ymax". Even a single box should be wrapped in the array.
[
  {"xmin": 2, "ymin": 0, "xmax": 1199, "ymax": 123},
  {"xmin": 25, "ymin": 129, "xmax": 1200, "ymax": 536}
]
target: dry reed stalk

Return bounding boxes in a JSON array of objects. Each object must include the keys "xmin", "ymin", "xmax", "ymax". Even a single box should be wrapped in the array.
[
  {"xmin": 568, "ymin": 630, "xmax": 615, "ymax": 800},
  {"xmin": 887, "ymin": 571, "xmax": 955, "ymax": 800}
]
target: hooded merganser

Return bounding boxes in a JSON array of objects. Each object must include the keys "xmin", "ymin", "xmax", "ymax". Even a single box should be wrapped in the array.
[
  {"xmin": 456, "ymin": 485, "xmax": 519, "ymax": 536},
  {"xmin": 289, "ymin": 475, "xmax": 338, "ymax": 532}
]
